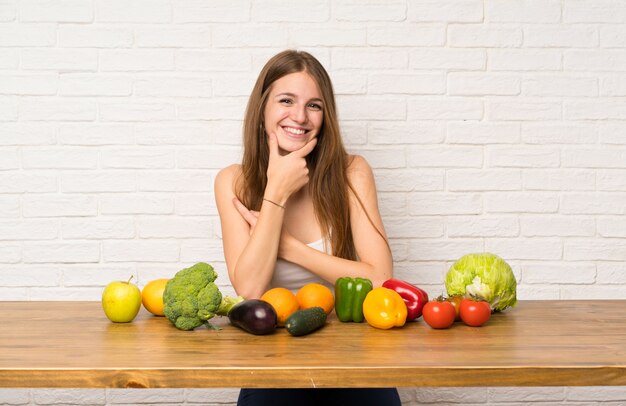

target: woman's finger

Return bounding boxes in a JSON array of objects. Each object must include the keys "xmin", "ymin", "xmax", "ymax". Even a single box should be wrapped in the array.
[
  {"xmin": 267, "ymin": 132, "xmax": 280, "ymax": 159},
  {"xmin": 293, "ymin": 136, "xmax": 318, "ymax": 158},
  {"xmin": 232, "ymin": 197, "xmax": 257, "ymax": 227}
]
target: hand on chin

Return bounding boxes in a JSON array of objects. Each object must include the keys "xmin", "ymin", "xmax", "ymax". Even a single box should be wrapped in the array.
[{"xmin": 276, "ymin": 133, "xmax": 315, "ymax": 156}]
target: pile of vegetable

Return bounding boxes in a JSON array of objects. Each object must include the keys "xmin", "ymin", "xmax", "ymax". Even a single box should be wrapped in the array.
[
  {"xmin": 228, "ymin": 300, "xmax": 328, "ymax": 337},
  {"xmin": 163, "ymin": 252, "xmax": 516, "ymax": 334},
  {"xmin": 333, "ymin": 252, "xmax": 516, "ymax": 330},
  {"xmin": 419, "ymin": 252, "xmax": 517, "ymax": 329},
  {"xmin": 422, "ymin": 295, "xmax": 492, "ymax": 329},
  {"xmin": 445, "ymin": 252, "xmax": 517, "ymax": 312},
  {"xmin": 334, "ymin": 277, "xmax": 429, "ymax": 329}
]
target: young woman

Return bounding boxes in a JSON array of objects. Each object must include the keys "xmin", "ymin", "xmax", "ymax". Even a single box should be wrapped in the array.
[{"xmin": 214, "ymin": 50, "xmax": 400, "ymax": 405}]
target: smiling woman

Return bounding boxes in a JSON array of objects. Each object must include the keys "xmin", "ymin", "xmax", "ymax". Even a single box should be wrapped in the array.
[
  {"xmin": 214, "ymin": 50, "xmax": 393, "ymax": 299},
  {"xmin": 264, "ymin": 73, "xmax": 324, "ymax": 155},
  {"xmin": 213, "ymin": 49, "xmax": 399, "ymax": 406}
]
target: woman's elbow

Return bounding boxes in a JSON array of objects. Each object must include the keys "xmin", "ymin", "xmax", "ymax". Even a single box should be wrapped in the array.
[
  {"xmin": 369, "ymin": 265, "xmax": 393, "ymax": 288},
  {"xmin": 235, "ymin": 286, "xmax": 265, "ymax": 300},
  {"xmin": 231, "ymin": 275, "xmax": 267, "ymax": 299}
]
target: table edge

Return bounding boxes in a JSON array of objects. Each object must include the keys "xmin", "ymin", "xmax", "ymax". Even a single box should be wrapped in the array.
[{"xmin": 2, "ymin": 366, "xmax": 625, "ymax": 388}]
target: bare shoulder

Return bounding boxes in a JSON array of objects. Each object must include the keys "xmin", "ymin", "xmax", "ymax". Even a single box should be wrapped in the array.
[
  {"xmin": 347, "ymin": 154, "xmax": 375, "ymax": 185},
  {"xmin": 214, "ymin": 164, "xmax": 242, "ymax": 196},
  {"xmin": 216, "ymin": 163, "xmax": 241, "ymax": 180}
]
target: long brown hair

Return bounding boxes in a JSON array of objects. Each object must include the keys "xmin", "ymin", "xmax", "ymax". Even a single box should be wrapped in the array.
[{"xmin": 237, "ymin": 50, "xmax": 376, "ymax": 260}]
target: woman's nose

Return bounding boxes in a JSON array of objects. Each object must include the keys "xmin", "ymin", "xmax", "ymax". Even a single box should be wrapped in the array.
[{"xmin": 291, "ymin": 104, "xmax": 307, "ymax": 124}]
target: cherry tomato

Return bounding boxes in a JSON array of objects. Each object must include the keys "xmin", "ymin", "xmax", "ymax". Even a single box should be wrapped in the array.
[
  {"xmin": 422, "ymin": 300, "xmax": 456, "ymax": 329},
  {"xmin": 459, "ymin": 298, "xmax": 491, "ymax": 327},
  {"xmin": 447, "ymin": 295, "xmax": 463, "ymax": 321}
]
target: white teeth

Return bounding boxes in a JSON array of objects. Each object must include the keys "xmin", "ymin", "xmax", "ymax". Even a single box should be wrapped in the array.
[{"xmin": 284, "ymin": 127, "xmax": 306, "ymax": 135}]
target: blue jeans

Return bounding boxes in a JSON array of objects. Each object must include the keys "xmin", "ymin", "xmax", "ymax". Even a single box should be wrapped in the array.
[{"xmin": 238, "ymin": 388, "xmax": 401, "ymax": 406}]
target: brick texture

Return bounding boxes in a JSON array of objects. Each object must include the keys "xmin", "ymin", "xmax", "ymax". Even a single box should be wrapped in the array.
[{"xmin": 1, "ymin": 0, "xmax": 625, "ymax": 404}]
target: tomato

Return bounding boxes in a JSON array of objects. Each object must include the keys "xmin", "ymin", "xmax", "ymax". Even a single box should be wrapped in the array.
[
  {"xmin": 422, "ymin": 300, "xmax": 456, "ymax": 329},
  {"xmin": 447, "ymin": 295, "xmax": 463, "ymax": 321},
  {"xmin": 459, "ymin": 298, "xmax": 491, "ymax": 327}
]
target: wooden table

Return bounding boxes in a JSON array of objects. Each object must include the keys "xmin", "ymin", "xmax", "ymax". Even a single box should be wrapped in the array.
[{"xmin": 1, "ymin": 300, "xmax": 625, "ymax": 388}]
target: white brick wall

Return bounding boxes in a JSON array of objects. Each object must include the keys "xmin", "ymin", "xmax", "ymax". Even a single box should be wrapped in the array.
[{"xmin": 1, "ymin": 0, "xmax": 625, "ymax": 404}]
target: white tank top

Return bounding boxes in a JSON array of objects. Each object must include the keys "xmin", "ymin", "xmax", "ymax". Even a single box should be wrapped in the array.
[{"xmin": 270, "ymin": 238, "xmax": 334, "ymax": 293}]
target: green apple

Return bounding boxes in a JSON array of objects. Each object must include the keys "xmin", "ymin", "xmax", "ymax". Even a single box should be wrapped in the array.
[{"xmin": 102, "ymin": 276, "xmax": 142, "ymax": 323}]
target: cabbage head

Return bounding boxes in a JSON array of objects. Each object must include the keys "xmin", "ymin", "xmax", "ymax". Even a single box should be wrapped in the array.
[{"xmin": 445, "ymin": 253, "xmax": 517, "ymax": 311}]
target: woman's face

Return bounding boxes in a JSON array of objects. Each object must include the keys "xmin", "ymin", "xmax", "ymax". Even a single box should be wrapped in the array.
[{"xmin": 263, "ymin": 71, "xmax": 323, "ymax": 155}]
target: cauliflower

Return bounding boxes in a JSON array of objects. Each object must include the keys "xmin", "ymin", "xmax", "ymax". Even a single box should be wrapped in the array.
[{"xmin": 163, "ymin": 262, "xmax": 243, "ymax": 330}]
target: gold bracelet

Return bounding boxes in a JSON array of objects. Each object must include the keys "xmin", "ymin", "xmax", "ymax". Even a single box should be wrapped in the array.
[{"xmin": 263, "ymin": 198, "xmax": 285, "ymax": 209}]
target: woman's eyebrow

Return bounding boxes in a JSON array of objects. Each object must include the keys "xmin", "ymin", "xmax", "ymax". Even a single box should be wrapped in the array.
[
  {"xmin": 275, "ymin": 92, "xmax": 296, "ymax": 98},
  {"xmin": 275, "ymin": 92, "xmax": 323, "ymax": 103}
]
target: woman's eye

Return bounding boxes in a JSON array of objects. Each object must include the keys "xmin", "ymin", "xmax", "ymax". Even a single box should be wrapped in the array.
[
  {"xmin": 279, "ymin": 98, "xmax": 293, "ymax": 104},
  {"xmin": 308, "ymin": 103, "xmax": 322, "ymax": 110}
]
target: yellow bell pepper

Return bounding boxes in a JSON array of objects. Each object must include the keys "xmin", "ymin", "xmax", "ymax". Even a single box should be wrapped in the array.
[{"xmin": 363, "ymin": 287, "xmax": 408, "ymax": 329}]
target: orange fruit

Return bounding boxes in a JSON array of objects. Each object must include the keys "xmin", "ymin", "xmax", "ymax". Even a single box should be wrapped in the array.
[
  {"xmin": 296, "ymin": 283, "xmax": 334, "ymax": 315},
  {"xmin": 141, "ymin": 279, "xmax": 169, "ymax": 316},
  {"xmin": 260, "ymin": 287, "xmax": 299, "ymax": 327}
]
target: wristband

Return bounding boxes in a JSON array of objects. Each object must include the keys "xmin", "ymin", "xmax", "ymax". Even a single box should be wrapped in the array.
[{"xmin": 263, "ymin": 198, "xmax": 285, "ymax": 209}]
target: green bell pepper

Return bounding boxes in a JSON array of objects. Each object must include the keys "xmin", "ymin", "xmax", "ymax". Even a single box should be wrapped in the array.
[{"xmin": 334, "ymin": 277, "xmax": 373, "ymax": 322}]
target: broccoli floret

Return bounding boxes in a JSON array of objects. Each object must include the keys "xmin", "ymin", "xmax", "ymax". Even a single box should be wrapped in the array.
[{"xmin": 163, "ymin": 262, "xmax": 243, "ymax": 331}]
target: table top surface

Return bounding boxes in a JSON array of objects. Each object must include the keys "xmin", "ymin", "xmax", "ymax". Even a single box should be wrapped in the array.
[{"xmin": 1, "ymin": 300, "xmax": 625, "ymax": 388}]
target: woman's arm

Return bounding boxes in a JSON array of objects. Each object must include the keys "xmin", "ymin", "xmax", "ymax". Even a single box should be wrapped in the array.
[
  {"xmin": 279, "ymin": 155, "xmax": 393, "ymax": 287},
  {"xmin": 214, "ymin": 165, "xmax": 286, "ymax": 299},
  {"xmin": 233, "ymin": 155, "xmax": 393, "ymax": 288},
  {"xmin": 215, "ymin": 134, "xmax": 318, "ymax": 299}
]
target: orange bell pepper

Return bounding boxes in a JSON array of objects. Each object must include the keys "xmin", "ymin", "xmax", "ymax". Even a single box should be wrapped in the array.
[{"xmin": 363, "ymin": 287, "xmax": 408, "ymax": 329}]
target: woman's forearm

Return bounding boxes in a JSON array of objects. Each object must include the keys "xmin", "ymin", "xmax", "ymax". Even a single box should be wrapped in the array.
[
  {"xmin": 281, "ymin": 238, "xmax": 392, "ymax": 288},
  {"xmin": 232, "ymin": 202, "xmax": 285, "ymax": 299}
]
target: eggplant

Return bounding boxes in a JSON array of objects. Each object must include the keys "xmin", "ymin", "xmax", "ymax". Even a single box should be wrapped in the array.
[{"xmin": 228, "ymin": 299, "xmax": 277, "ymax": 335}]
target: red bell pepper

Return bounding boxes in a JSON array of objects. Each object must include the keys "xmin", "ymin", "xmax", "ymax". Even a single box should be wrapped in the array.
[{"xmin": 382, "ymin": 278, "xmax": 429, "ymax": 321}]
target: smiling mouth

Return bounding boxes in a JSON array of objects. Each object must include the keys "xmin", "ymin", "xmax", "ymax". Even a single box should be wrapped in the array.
[{"xmin": 282, "ymin": 126, "xmax": 309, "ymax": 136}]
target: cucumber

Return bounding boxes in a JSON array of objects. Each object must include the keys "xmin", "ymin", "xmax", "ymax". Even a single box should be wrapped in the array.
[{"xmin": 285, "ymin": 307, "xmax": 327, "ymax": 336}]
